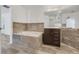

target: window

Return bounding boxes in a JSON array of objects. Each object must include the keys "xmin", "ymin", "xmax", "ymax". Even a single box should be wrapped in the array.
[{"xmin": 66, "ymin": 17, "xmax": 75, "ymax": 28}]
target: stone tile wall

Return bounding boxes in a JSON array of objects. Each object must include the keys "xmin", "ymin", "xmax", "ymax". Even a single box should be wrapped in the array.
[
  {"xmin": 62, "ymin": 28, "xmax": 79, "ymax": 49},
  {"xmin": 26, "ymin": 23, "xmax": 44, "ymax": 32},
  {"xmin": 13, "ymin": 22, "xmax": 26, "ymax": 33},
  {"xmin": 13, "ymin": 22, "xmax": 44, "ymax": 32}
]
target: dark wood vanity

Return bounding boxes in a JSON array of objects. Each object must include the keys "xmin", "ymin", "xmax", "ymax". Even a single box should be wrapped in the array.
[{"xmin": 43, "ymin": 28, "xmax": 61, "ymax": 47}]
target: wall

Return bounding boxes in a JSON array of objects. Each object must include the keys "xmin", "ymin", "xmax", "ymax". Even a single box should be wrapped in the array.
[
  {"xmin": 13, "ymin": 22, "xmax": 26, "ymax": 33},
  {"xmin": 26, "ymin": 23, "xmax": 44, "ymax": 32},
  {"xmin": 27, "ymin": 6, "xmax": 44, "ymax": 23},
  {"xmin": 12, "ymin": 5, "xmax": 28, "ymax": 23},
  {"xmin": 62, "ymin": 28, "xmax": 79, "ymax": 49},
  {"xmin": 44, "ymin": 15, "xmax": 62, "ymax": 28},
  {"xmin": 12, "ymin": 6, "xmax": 45, "ymax": 23},
  {"xmin": 66, "ymin": 18, "xmax": 75, "ymax": 28},
  {"xmin": 0, "ymin": 5, "xmax": 13, "ymax": 44},
  {"xmin": 0, "ymin": 6, "xmax": 1, "ymax": 27},
  {"xmin": 1, "ymin": 6, "xmax": 12, "ymax": 35},
  {"xmin": 45, "ymin": 11, "xmax": 79, "ymax": 28},
  {"xmin": 13, "ymin": 22, "xmax": 44, "ymax": 32},
  {"xmin": 62, "ymin": 11, "xmax": 79, "ymax": 49},
  {"xmin": 44, "ymin": 15, "xmax": 50, "ymax": 27},
  {"xmin": 62, "ymin": 11, "xmax": 79, "ymax": 28}
]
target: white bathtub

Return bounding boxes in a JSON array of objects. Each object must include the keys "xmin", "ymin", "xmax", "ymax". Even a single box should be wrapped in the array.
[{"xmin": 13, "ymin": 31, "xmax": 43, "ymax": 37}]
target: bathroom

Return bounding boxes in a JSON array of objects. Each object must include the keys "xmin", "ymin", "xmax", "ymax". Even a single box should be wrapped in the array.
[{"xmin": 0, "ymin": 5, "xmax": 79, "ymax": 54}]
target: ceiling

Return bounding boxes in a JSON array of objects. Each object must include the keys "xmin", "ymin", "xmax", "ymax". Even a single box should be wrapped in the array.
[
  {"xmin": 62, "ymin": 5, "xmax": 79, "ymax": 14},
  {"xmin": 22, "ymin": 5, "xmax": 72, "ymax": 11},
  {"xmin": 44, "ymin": 5, "xmax": 71, "ymax": 11},
  {"xmin": 22, "ymin": 5, "xmax": 79, "ymax": 16},
  {"xmin": 44, "ymin": 5, "xmax": 79, "ymax": 16},
  {"xmin": 22, "ymin": 5, "xmax": 44, "ymax": 10}
]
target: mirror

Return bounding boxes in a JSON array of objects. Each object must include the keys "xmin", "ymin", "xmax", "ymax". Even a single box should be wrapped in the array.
[
  {"xmin": 44, "ymin": 11, "xmax": 62, "ymax": 28},
  {"xmin": 44, "ymin": 5, "xmax": 79, "ymax": 29}
]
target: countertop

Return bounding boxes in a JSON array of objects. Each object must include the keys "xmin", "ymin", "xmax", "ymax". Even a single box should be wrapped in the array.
[
  {"xmin": 13, "ymin": 21, "xmax": 44, "ymax": 24},
  {"xmin": 44, "ymin": 27, "xmax": 62, "ymax": 29},
  {"xmin": 44, "ymin": 27, "xmax": 79, "ymax": 29},
  {"xmin": 13, "ymin": 31, "xmax": 43, "ymax": 37}
]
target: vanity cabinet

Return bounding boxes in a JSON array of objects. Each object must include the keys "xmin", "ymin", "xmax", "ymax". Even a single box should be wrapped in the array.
[{"xmin": 43, "ymin": 28, "xmax": 60, "ymax": 47}]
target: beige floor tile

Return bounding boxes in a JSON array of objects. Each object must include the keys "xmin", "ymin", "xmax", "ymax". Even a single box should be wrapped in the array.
[{"xmin": 1, "ymin": 34, "xmax": 79, "ymax": 54}]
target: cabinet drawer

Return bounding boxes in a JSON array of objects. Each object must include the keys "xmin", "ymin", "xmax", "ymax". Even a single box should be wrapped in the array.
[
  {"xmin": 53, "ymin": 32, "xmax": 60, "ymax": 34},
  {"xmin": 50, "ymin": 33, "xmax": 60, "ymax": 38},
  {"xmin": 43, "ymin": 28, "xmax": 60, "ymax": 47},
  {"xmin": 52, "ymin": 41, "xmax": 60, "ymax": 46},
  {"xmin": 53, "ymin": 34, "xmax": 59, "ymax": 37},
  {"xmin": 53, "ymin": 37, "xmax": 60, "ymax": 40},
  {"xmin": 50, "ymin": 31, "xmax": 60, "ymax": 35},
  {"xmin": 52, "ymin": 29, "xmax": 60, "ymax": 32}
]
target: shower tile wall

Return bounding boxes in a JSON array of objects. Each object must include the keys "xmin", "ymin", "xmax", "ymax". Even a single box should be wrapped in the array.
[{"xmin": 62, "ymin": 28, "xmax": 79, "ymax": 49}]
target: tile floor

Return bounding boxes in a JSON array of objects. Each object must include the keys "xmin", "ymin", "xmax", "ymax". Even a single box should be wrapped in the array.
[
  {"xmin": 1, "ymin": 43, "xmax": 79, "ymax": 54},
  {"xmin": 0, "ymin": 33, "xmax": 79, "ymax": 54}
]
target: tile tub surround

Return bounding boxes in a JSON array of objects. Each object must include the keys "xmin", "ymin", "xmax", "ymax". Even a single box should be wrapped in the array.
[
  {"xmin": 13, "ymin": 31, "xmax": 43, "ymax": 37},
  {"xmin": 26, "ymin": 23, "xmax": 44, "ymax": 32},
  {"xmin": 0, "ymin": 34, "xmax": 11, "ymax": 54},
  {"xmin": 12, "ymin": 31, "xmax": 43, "ymax": 53},
  {"xmin": 13, "ymin": 22, "xmax": 26, "ymax": 33},
  {"xmin": 13, "ymin": 22, "xmax": 44, "ymax": 53},
  {"xmin": 1, "ymin": 34, "xmax": 10, "ymax": 48},
  {"xmin": 62, "ymin": 28, "xmax": 79, "ymax": 49},
  {"xmin": 13, "ymin": 22, "xmax": 44, "ymax": 33}
]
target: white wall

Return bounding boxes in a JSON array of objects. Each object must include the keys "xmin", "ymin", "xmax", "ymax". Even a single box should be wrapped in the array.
[
  {"xmin": 12, "ymin": 6, "xmax": 45, "ymax": 23},
  {"xmin": 0, "ymin": 6, "xmax": 1, "ymax": 27},
  {"xmin": 12, "ymin": 5, "xmax": 28, "ymax": 23},
  {"xmin": 62, "ymin": 11, "xmax": 79, "ymax": 28},
  {"xmin": 1, "ymin": 5, "xmax": 13, "ymax": 44},
  {"xmin": 44, "ymin": 15, "xmax": 62, "ymax": 28},
  {"xmin": 66, "ymin": 18, "xmax": 75, "ymax": 28},
  {"xmin": 44, "ymin": 11, "xmax": 79, "ymax": 28},
  {"xmin": 44, "ymin": 15, "xmax": 49, "ymax": 27},
  {"xmin": 1, "ymin": 6, "xmax": 12, "ymax": 35},
  {"xmin": 27, "ymin": 6, "xmax": 44, "ymax": 23}
]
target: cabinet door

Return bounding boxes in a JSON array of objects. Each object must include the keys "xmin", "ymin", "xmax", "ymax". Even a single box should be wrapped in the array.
[
  {"xmin": 43, "ymin": 29, "xmax": 52, "ymax": 44},
  {"xmin": 43, "ymin": 34, "xmax": 51, "ymax": 44},
  {"xmin": 43, "ymin": 29, "xmax": 60, "ymax": 47}
]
